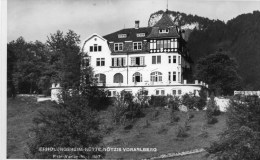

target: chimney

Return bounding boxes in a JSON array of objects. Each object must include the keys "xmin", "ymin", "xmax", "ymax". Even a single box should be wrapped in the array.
[{"xmin": 135, "ymin": 20, "xmax": 140, "ymax": 29}]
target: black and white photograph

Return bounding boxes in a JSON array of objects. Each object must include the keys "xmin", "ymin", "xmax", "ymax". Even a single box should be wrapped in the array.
[{"xmin": 3, "ymin": 0, "xmax": 260, "ymax": 159}]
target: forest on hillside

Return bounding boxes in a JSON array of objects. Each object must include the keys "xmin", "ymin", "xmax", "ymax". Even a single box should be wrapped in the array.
[{"xmin": 186, "ymin": 11, "xmax": 260, "ymax": 90}]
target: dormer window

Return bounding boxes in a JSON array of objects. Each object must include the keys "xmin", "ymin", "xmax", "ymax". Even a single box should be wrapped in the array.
[
  {"xmin": 159, "ymin": 29, "xmax": 169, "ymax": 33},
  {"xmin": 114, "ymin": 43, "xmax": 123, "ymax": 51},
  {"xmin": 118, "ymin": 34, "xmax": 127, "ymax": 38},
  {"xmin": 133, "ymin": 42, "xmax": 142, "ymax": 50},
  {"xmin": 136, "ymin": 33, "xmax": 145, "ymax": 37}
]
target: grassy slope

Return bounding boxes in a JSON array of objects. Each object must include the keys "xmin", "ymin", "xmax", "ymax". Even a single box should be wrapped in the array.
[
  {"xmin": 7, "ymin": 96, "xmax": 53, "ymax": 159},
  {"xmin": 7, "ymin": 97, "xmax": 226, "ymax": 159},
  {"xmin": 102, "ymin": 107, "xmax": 226, "ymax": 160}
]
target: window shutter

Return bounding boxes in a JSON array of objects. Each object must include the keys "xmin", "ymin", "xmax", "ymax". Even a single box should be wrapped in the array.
[
  {"xmin": 131, "ymin": 57, "xmax": 135, "ymax": 65},
  {"xmin": 114, "ymin": 58, "xmax": 117, "ymax": 66},
  {"xmin": 152, "ymin": 56, "xmax": 156, "ymax": 64},
  {"xmin": 157, "ymin": 56, "xmax": 161, "ymax": 64},
  {"xmin": 140, "ymin": 57, "xmax": 144, "ymax": 65},
  {"xmin": 118, "ymin": 58, "xmax": 121, "ymax": 66}
]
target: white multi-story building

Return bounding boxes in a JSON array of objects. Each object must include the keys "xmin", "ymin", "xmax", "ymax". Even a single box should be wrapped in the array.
[{"xmin": 80, "ymin": 12, "xmax": 207, "ymax": 97}]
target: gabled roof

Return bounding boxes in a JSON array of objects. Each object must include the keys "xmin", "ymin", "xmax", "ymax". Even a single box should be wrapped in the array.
[
  {"xmin": 153, "ymin": 12, "xmax": 176, "ymax": 27},
  {"xmin": 147, "ymin": 26, "xmax": 179, "ymax": 39},
  {"xmin": 147, "ymin": 12, "xmax": 180, "ymax": 39},
  {"xmin": 80, "ymin": 33, "xmax": 106, "ymax": 53},
  {"xmin": 103, "ymin": 27, "xmax": 152, "ymax": 42}
]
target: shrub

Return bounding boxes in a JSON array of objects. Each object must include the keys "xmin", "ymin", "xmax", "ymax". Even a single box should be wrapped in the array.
[
  {"xmin": 151, "ymin": 109, "xmax": 160, "ymax": 121},
  {"xmin": 189, "ymin": 114, "xmax": 194, "ymax": 119},
  {"xmin": 182, "ymin": 93, "xmax": 206, "ymax": 110},
  {"xmin": 157, "ymin": 124, "xmax": 168, "ymax": 134},
  {"xmin": 206, "ymin": 96, "xmax": 221, "ymax": 116},
  {"xmin": 184, "ymin": 119, "xmax": 191, "ymax": 131},
  {"xmin": 111, "ymin": 91, "xmax": 145, "ymax": 125},
  {"xmin": 149, "ymin": 96, "xmax": 167, "ymax": 107},
  {"xmin": 206, "ymin": 96, "xmax": 220, "ymax": 124},
  {"xmin": 207, "ymin": 117, "xmax": 218, "ymax": 124},
  {"xmin": 176, "ymin": 125, "xmax": 189, "ymax": 138},
  {"xmin": 25, "ymin": 92, "xmax": 106, "ymax": 159},
  {"xmin": 208, "ymin": 97, "xmax": 260, "ymax": 160},
  {"xmin": 182, "ymin": 90, "xmax": 207, "ymax": 110},
  {"xmin": 124, "ymin": 124, "xmax": 133, "ymax": 130},
  {"xmin": 182, "ymin": 93, "xmax": 195, "ymax": 109},
  {"xmin": 143, "ymin": 119, "xmax": 151, "ymax": 128},
  {"xmin": 135, "ymin": 88, "xmax": 150, "ymax": 108}
]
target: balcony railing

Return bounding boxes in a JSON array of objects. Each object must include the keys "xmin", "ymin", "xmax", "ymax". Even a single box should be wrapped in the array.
[{"xmin": 149, "ymin": 48, "xmax": 178, "ymax": 53}]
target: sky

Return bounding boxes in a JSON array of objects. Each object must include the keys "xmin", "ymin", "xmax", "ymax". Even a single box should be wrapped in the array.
[{"xmin": 7, "ymin": 0, "xmax": 260, "ymax": 43}]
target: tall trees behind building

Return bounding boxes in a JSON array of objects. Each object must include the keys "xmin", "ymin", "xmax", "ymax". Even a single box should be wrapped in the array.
[
  {"xmin": 7, "ymin": 30, "xmax": 81, "ymax": 96},
  {"xmin": 195, "ymin": 52, "xmax": 242, "ymax": 96},
  {"xmin": 187, "ymin": 11, "xmax": 260, "ymax": 90}
]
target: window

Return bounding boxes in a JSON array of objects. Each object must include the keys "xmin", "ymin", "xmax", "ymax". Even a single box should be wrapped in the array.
[
  {"xmin": 155, "ymin": 40, "xmax": 171, "ymax": 50},
  {"xmin": 90, "ymin": 44, "xmax": 102, "ymax": 52},
  {"xmin": 173, "ymin": 72, "xmax": 176, "ymax": 81},
  {"xmin": 161, "ymin": 90, "xmax": 165, "ymax": 95},
  {"xmin": 173, "ymin": 56, "xmax": 177, "ymax": 63},
  {"xmin": 178, "ymin": 56, "xmax": 181, "ymax": 65},
  {"xmin": 159, "ymin": 29, "xmax": 169, "ymax": 33},
  {"xmin": 112, "ymin": 57, "xmax": 126, "ymax": 67},
  {"xmin": 152, "ymin": 56, "xmax": 161, "ymax": 64},
  {"xmin": 136, "ymin": 33, "xmax": 145, "ymax": 37},
  {"xmin": 131, "ymin": 57, "xmax": 144, "ymax": 66},
  {"xmin": 168, "ymin": 72, "xmax": 171, "ymax": 81},
  {"xmin": 150, "ymin": 72, "xmax": 162, "ymax": 82},
  {"xmin": 94, "ymin": 44, "xmax": 97, "ymax": 52},
  {"xmin": 168, "ymin": 56, "xmax": 171, "ymax": 63},
  {"xmin": 132, "ymin": 72, "xmax": 142, "ymax": 82},
  {"xmin": 155, "ymin": 89, "xmax": 165, "ymax": 95},
  {"xmin": 172, "ymin": 90, "xmax": 177, "ymax": 95},
  {"xmin": 118, "ymin": 34, "xmax": 127, "ymax": 38},
  {"xmin": 178, "ymin": 89, "xmax": 182, "ymax": 95},
  {"xmin": 108, "ymin": 90, "xmax": 117, "ymax": 97},
  {"xmin": 133, "ymin": 42, "xmax": 142, "ymax": 50},
  {"xmin": 113, "ymin": 91, "xmax": 117, "ymax": 96},
  {"xmin": 114, "ymin": 43, "xmax": 123, "ymax": 51},
  {"xmin": 114, "ymin": 73, "xmax": 123, "ymax": 83},
  {"xmin": 95, "ymin": 74, "xmax": 106, "ymax": 83},
  {"xmin": 101, "ymin": 58, "xmax": 105, "ymax": 66},
  {"xmin": 96, "ymin": 58, "xmax": 105, "ymax": 66}
]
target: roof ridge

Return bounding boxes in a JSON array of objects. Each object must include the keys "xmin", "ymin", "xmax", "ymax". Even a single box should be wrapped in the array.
[{"xmin": 153, "ymin": 11, "xmax": 176, "ymax": 27}]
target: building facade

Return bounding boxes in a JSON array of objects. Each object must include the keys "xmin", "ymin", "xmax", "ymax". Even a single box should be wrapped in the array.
[{"xmin": 80, "ymin": 13, "xmax": 207, "ymax": 97}]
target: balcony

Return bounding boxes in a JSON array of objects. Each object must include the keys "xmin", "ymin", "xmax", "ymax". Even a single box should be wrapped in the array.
[
  {"xmin": 129, "ymin": 65, "xmax": 146, "ymax": 67},
  {"xmin": 149, "ymin": 48, "xmax": 178, "ymax": 53}
]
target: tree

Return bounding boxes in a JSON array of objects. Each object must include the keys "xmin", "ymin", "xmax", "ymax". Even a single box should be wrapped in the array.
[
  {"xmin": 8, "ymin": 37, "xmax": 49, "ymax": 94},
  {"xmin": 194, "ymin": 52, "xmax": 242, "ymax": 95},
  {"xmin": 208, "ymin": 97, "xmax": 260, "ymax": 160},
  {"xmin": 25, "ymin": 65, "xmax": 111, "ymax": 158},
  {"xmin": 25, "ymin": 91, "xmax": 106, "ymax": 159},
  {"xmin": 47, "ymin": 30, "xmax": 81, "ymax": 89}
]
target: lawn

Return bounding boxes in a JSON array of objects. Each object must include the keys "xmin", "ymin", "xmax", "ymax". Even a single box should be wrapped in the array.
[
  {"xmin": 7, "ymin": 96, "xmax": 226, "ymax": 159},
  {"xmin": 101, "ymin": 107, "xmax": 226, "ymax": 159},
  {"xmin": 7, "ymin": 95, "xmax": 54, "ymax": 159}
]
